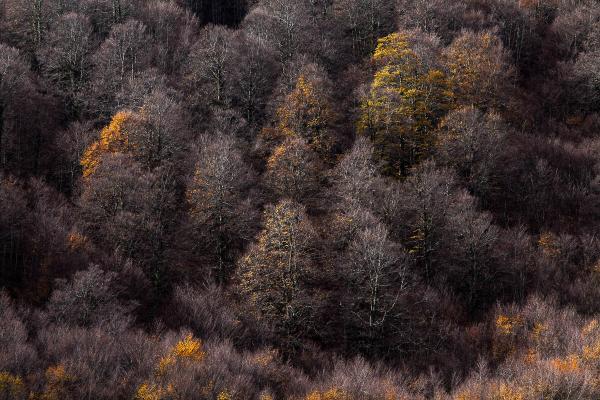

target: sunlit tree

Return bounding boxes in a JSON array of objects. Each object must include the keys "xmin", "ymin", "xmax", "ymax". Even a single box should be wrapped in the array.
[{"xmin": 358, "ymin": 31, "xmax": 452, "ymax": 176}]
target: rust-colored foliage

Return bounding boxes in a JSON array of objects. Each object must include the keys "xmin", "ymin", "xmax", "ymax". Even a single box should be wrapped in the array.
[
  {"xmin": 277, "ymin": 73, "xmax": 335, "ymax": 157},
  {"xmin": 80, "ymin": 111, "xmax": 133, "ymax": 177}
]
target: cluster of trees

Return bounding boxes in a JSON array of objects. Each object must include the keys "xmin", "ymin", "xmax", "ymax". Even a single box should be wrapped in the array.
[{"xmin": 2, "ymin": 0, "xmax": 600, "ymax": 398}]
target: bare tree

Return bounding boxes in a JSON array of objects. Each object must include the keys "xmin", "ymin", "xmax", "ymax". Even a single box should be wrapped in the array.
[
  {"xmin": 127, "ymin": 89, "xmax": 190, "ymax": 169},
  {"xmin": 47, "ymin": 264, "xmax": 133, "ymax": 327},
  {"xmin": 186, "ymin": 134, "xmax": 257, "ymax": 281},
  {"xmin": 37, "ymin": 12, "xmax": 93, "ymax": 113},
  {"xmin": 242, "ymin": 0, "xmax": 313, "ymax": 62},
  {"xmin": 186, "ymin": 25, "xmax": 234, "ymax": 107},
  {"xmin": 89, "ymin": 19, "xmax": 150, "ymax": 117},
  {"xmin": 436, "ymin": 107, "xmax": 508, "ymax": 200},
  {"xmin": 138, "ymin": 1, "xmax": 198, "ymax": 75},
  {"xmin": 396, "ymin": 0, "xmax": 466, "ymax": 44},
  {"xmin": 0, "ymin": 45, "xmax": 31, "ymax": 168},
  {"xmin": 333, "ymin": 0, "xmax": 396, "ymax": 58},
  {"xmin": 342, "ymin": 222, "xmax": 410, "ymax": 350}
]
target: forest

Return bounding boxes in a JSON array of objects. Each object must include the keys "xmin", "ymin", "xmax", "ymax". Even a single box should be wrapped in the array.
[{"xmin": 1, "ymin": 0, "xmax": 600, "ymax": 398}]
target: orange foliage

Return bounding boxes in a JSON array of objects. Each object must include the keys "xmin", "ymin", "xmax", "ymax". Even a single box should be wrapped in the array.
[
  {"xmin": 157, "ymin": 334, "xmax": 205, "ymax": 375},
  {"xmin": 0, "ymin": 372, "xmax": 25, "ymax": 399},
  {"xmin": 496, "ymin": 314, "xmax": 523, "ymax": 336},
  {"xmin": 305, "ymin": 388, "xmax": 351, "ymax": 400},
  {"xmin": 550, "ymin": 354, "xmax": 580, "ymax": 373},
  {"xmin": 41, "ymin": 364, "xmax": 74, "ymax": 400},
  {"xmin": 277, "ymin": 73, "xmax": 334, "ymax": 156},
  {"xmin": 80, "ymin": 111, "xmax": 133, "ymax": 177},
  {"xmin": 538, "ymin": 232, "xmax": 559, "ymax": 256}
]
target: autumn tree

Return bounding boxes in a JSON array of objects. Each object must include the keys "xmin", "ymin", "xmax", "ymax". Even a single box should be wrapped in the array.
[
  {"xmin": 276, "ymin": 65, "xmax": 336, "ymax": 157},
  {"xmin": 443, "ymin": 30, "xmax": 514, "ymax": 110},
  {"xmin": 265, "ymin": 136, "xmax": 321, "ymax": 202},
  {"xmin": 358, "ymin": 31, "xmax": 453, "ymax": 176},
  {"xmin": 81, "ymin": 90, "xmax": 188, "ymax": 175},
  {"xmin": 186, "ymin": 135, "xmax": 257, "ymax": 281},
  {"xmin": 80, "ymin": 110, "xmax": 133, "ymax": 177},
  {"xmin": 135, "ymin": 332, "xmax": 207, "ymax": 400},
  {"xmin": 236, "ymin": 200, "xmax": 318, "ymax": 351}
]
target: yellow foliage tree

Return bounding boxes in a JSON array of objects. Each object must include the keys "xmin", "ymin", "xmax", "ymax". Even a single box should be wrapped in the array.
[
  {"xmin": 40, "ymin": 364, "xmax": 74, "ymax": 400},
  {"xmin": 444, "ymin": 31, "xmax": 513, "ymax": 110},
  {"xmin": 493, "ymin": 313, "xmax": 524, "ymax": 359},
  {"xmin": 135, "ymin": 383, "xmax": 171, "ymax": 400},
  {"xmin": 0, "ymin": 372, "xmax": 24, "ymax": 399},
  {"xmin": 491, "ymin": 383, "xmax": 525, "ymax": 400},
  {"xmin": 80, "ymin": 111, "xmax": 133, "ymax": 177},
  {"xmin": 305, "ymin": 388, "xmax": 351, "ymax": 400},
  {"xmin": 136, "ymin": 333, "xmax": 206, "ymax": 400},
  {"xmin": 217, "ymin": 390, "xmax": 233, "ymax": 400},
  {"xmin": 358, "ymin": 32, "xmax": 453, "ymax": 176},
  {"xmin": 265, "ymin": 136, "xmax": 320, "ymax": 200},
  {"xmin": 157, "ymin": 334, "xmax": 206, "ymax": 375},
  {"xmin": 277, "ymin": 73, "xmax": 335, "ymax": 157},
  {"xmin": 237, "ymin": 200, "xmax": 317, "ymax": 351},
  {"xmin": 538, "ymin": 232, "xmax": 560, "ymax": 256}
]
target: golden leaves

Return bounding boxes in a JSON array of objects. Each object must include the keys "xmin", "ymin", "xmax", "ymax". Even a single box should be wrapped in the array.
[
  {"xmin": 157, "ymin": 334, "xmax": 205, "ymax": 375},
  {"xmin": 135, "ymin": 383, "xmax": 171, "ymax": 400},
  {"xmin": 0, "ymin": 372, "xmax": 24, "ymax": 399},
  {"xmin": 136, "ymin": 334, "xmax": 206, "ymax": 400},
  {"xmin": 538, "ymin": 232, "xmax": 559, "ymax": 256},
  {"xmin": 549, "ymin": 354, "xmax": 581, "ymax": 373},
  {"xmin": 305, "ymin": 388, "xmax": 351, "ymax": 400},
  {"xmin": 80, "ymin": 111, "xmax": 133, "ymax": 177},
  {"xmin": 496, "ymin": 314, "xmax": 523, "ymax": 336},
  {"xmin": 443, "ymin": 31, "xmax": 511, "ymax": 109},
  {"xmin": 358, "ymin": 32, "xmax": 452, "ymax": 175},
  {"xmin": 492, "ymin": 383, "xmax": 525, "ymax": 400},
  {"xmin": 277, "ymin": 73, "xmax": 334, "ymax": 156}
]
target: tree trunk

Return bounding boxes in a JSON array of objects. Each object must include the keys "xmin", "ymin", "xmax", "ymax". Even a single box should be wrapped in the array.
[{"xmin": 0, "ymin": 97, "xmax": 4, "ymax": 168}]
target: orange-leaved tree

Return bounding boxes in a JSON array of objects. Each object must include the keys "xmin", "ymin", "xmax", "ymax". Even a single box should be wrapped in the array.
[
  {"xmin": 80, "ymin": 111, "xmax": 133, "ymax": 177},
  {"xmin": 277, "ymin": 69, "xmax": 336, "ymax": 157}
]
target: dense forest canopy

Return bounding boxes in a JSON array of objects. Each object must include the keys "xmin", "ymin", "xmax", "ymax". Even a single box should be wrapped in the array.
[{"xmin": 2, "ymin": 0, "xmax": 600, "ymax": 398}]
